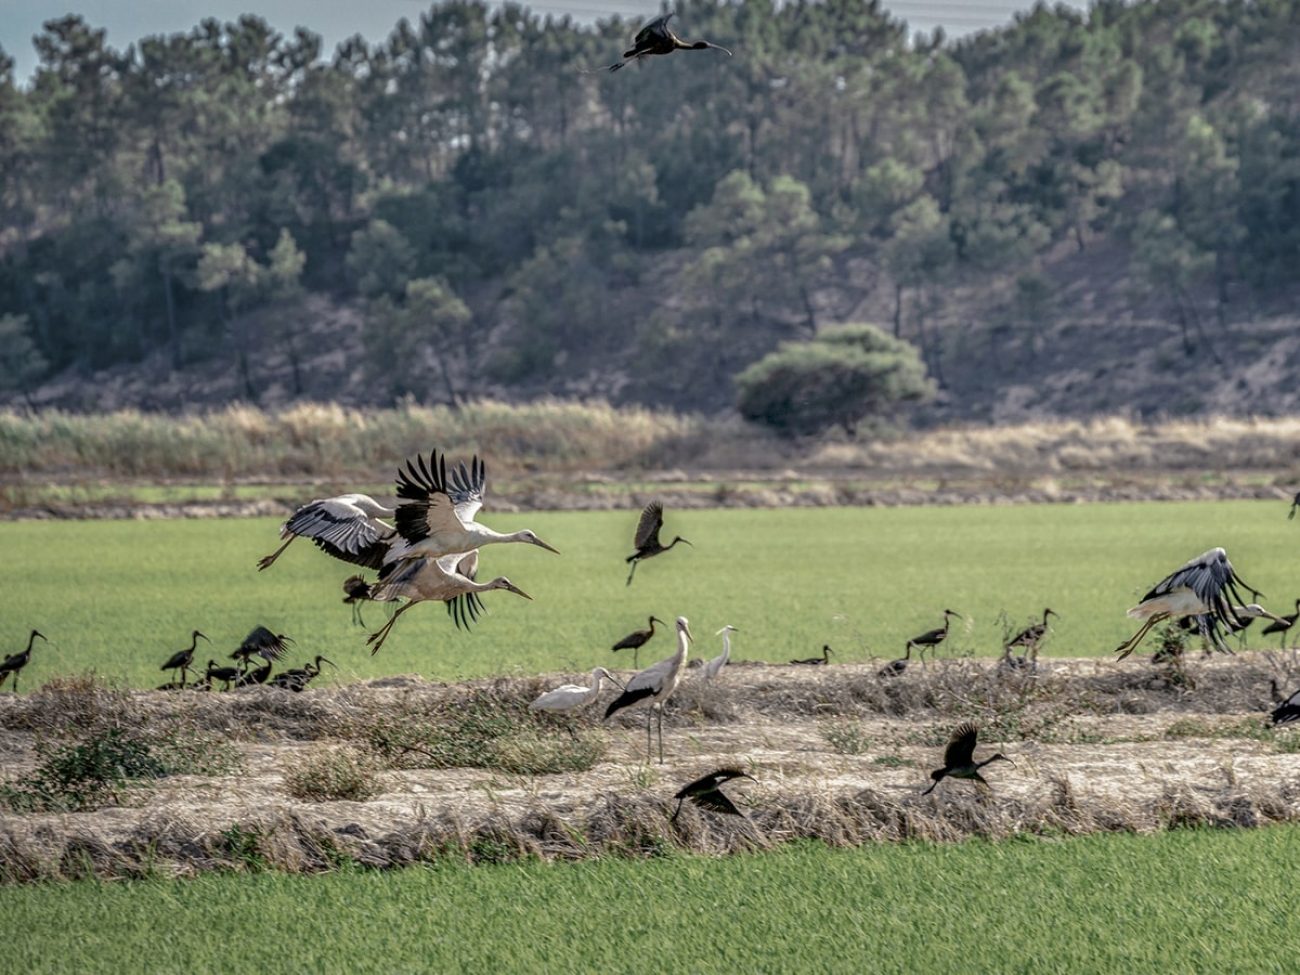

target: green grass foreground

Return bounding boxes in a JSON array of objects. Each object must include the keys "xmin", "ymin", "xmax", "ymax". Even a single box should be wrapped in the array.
[
  {"xmin": 0, "ymin": 500, "xmax": 1293, "ymax": 686},
  {"xmin": 2, "ymin": 829, "xmax": 1293, "ymax": 973}
]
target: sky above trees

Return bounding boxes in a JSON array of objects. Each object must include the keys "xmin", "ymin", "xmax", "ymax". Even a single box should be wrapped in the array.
[{"xmin": 1, "ymin": 0, "xmax": 1085, "ymax": 83}]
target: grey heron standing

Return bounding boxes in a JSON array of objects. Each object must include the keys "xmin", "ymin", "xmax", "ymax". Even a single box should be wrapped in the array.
[
  {"xmin": 0, "ymin": 630, "xmax": 47, "ymax": 692},
  {"xmin": 611, "ymin": 616, "xmax": 666, "ymax": 668},
  {"xmin": 702, "ymin": 625, "xmax": 737, "ymax": 680},
  {"xmin": 625, "ymin": 501, "xmax": 691, "ymax": 586},
  {"xmin": 605, "ymin": 616, "xmax": 693, "ymax": 764},
  {"xmin": 671, "ymin": 768, "xmax": 753, "ymax": 822},
  {"xmin": 922, "ymin": 723, "xmax": 1014, "ymax": 796},
  {"xmin": 1115, "ymin": 548, "xmax": 1262, "ymax": 659},
  {"xmin": 160, "ymin": 630, "xmax": 208, "ymax": 688}
]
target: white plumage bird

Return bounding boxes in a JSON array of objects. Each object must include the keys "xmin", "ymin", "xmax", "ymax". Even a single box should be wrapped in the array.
[
  {"xmin": 604, "ymin": 616, "xmax": 693, "ymax": 764},
  {"xmin": 257, "ymin": 493, "xmax": 397, "ymax": 571},
  {"xmin": 1115, "ymin": 547, "xmax": 1262, "ymax": 659},
  {"xmin": 529, "ymin": 667, "xmax": 622, "ymax": 712},
  {"xmin": 393, "ymin": 451, "xmax": 560, "ymax": 563},
  {"xmin": 702, "ymin": 624, "xmax": 736, "ymax": 680},
  {"xmin": 362, "ymin": 550, "xmax": 532, "ymax": 654}
]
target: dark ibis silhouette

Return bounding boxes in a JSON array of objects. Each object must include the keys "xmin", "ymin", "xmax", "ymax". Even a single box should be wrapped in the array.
[
  {"xmin": 1261, "ymin": 599, "xmax": 1300, "ymax": 647},
  {"xmin": 604, "ymin": 13, "xmax": 732, "ymax": 72},
  {"xmin": 1115, "ymin": 548, "xmax": 1262, "ymax": 659},
  {"xmin": 0, "ymin": 630, "xmax": 47, "ymax": 693},
  {"xmin": 626, "ymin": 501, "xmax": 691, "ymax": 586},
  {"xmin": 269, "ymin": 656, "xmax": 335, "ymax": 692},
  {"xmin": 1270, "ymin": 680, "xmax": 1300, "ymax": 726},
  {"xmin": 342, "ymin": 575, "xmax": 372, "ymax": 626},
  {"xmin": 922, "ymin": 723, "xmax": 1014, "ymax": 796},
  {"xmin": 231, "ymin": 626, "xmax": 293, "ymax": 667},
  {"xmin": 877, "ymin": 645, "xmax": 912, "ymax": 677},
  {"xmin": 791, "ymin": 645, "xmax": 833, "ymax": 666},
  {"xmin": 235, "ymin": 659, "xmax": 273, "ymax": 688},
  {"xmin": 1290, "ymin": 492, "xmax": 1300, "ymax": 520},
  {"xmin": 611, "ymin": 616, "xmax": 666, "ymax": 668},
  {"xmin": 605, "ymin": 616, "xmax": 692, "ymax": 764},
  {"xmin": 1006, "ymin": 608, "xmax": 1057, "ymax": 655},
  {"xmin": 671, "ymin": 768, "xmax": 753, "ymax": 822},
  {"xmin": 907, "ymin": 610, "xmax": 963, "ymax": 661},
  {"xmin": 203, "ymin": 659, "xmax": 241, "ymax": 691},
  {"xmin": 160, "ymin": 630, "xmax": 208, "ymax": 688}
]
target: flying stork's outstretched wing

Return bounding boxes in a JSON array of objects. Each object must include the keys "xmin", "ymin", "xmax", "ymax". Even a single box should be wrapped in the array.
[
  {"xmin": 1142, "ymin": 548, "xmax": 1261, "ymax": 648},
  {"xmin": 634, "ymin": 501, "xmax": 665, "ymax": 551},
  {"xmin": 283, "ymin": 498, "xmax": 392, "ymax": 569},
  {"xmin": 449, "ymin": 456, "xmax": 486, "ymax": 525},
  {"xmin": 394, "ymin": 451, "xmax": 472, "ymax": 547}
]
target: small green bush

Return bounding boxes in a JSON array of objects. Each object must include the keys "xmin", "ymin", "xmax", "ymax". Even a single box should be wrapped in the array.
[{"xmin": 283, "ymin": 746, "xmax": 382, "ymax": 802}]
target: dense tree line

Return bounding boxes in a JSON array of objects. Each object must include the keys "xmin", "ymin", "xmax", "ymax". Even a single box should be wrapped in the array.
[{"xmin": 0, "ymin": 0, "xmax": 1297, "ymax": 419}]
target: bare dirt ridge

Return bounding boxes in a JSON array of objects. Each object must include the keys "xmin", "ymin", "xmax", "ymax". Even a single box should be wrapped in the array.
[{"xmin": 2, "ymin": 654, "xmax": 1299, "ymax": 881}]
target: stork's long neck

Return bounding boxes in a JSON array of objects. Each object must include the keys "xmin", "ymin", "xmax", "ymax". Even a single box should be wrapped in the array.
[
  {"xmin": 675, "ymin": 629, "xmax": 690, "ymax": 667},
  {"xmin": 720, "ymin": 632, "xmax": 731, "ymax": 663}
]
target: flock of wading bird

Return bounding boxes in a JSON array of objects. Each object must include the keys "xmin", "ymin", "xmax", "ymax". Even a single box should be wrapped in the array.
[{"xmin": 7, "ymin": 455, "xmax": 1300, "ymax": 824}]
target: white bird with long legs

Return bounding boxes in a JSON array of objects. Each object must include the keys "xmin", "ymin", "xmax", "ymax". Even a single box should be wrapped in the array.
[
  {"xmin": 529, "ymin": 667, "xmax": 624, "ymax": 712},
  {"xmin": 257, "ymin": 493, "xmax": 397, "ymax": 571},
  {"xmin": 362, "ymin": 550, "xmax": 532, "ymax": 654},
  {"xmin": 605, "ymin": 616, "xmax": 693, "ymax": 764},
  {"xmin": 392, "ymin": 451, "xmax": 559, "ymax": 564},
  {"xmin": 702, "ymin": 625, "xmax": 737, "ymax": 680},
  {"xmin": 1115, "ymin": 547, "xmax": 1263, "ymax": 660}
]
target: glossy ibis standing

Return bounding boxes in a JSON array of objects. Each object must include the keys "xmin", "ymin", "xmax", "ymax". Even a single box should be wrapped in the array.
[
  {"xmin": 625, "ymin": 501, "xmax": 691, "ymax": 586},
  {"xmin": 791, "ymin": 645, "xmax": 833, "ymax": 666},
  {"xmin": 270, "ymin": 656, "xmax": 335, "ymax": 692},
  {"xmin": 877, "ymin": 645, "xmax": 912, "ymax": 677},
  {"xmin": 203, "ymin": 659, "xmax": 241, "ymax": 692},
  {"xmin": 235, "ymin": 659, "xmax": 273, "ymax": 688},
  {"xmin": 605, "ymin": 616, "xmax": 693, "ymax": 764},
  {"xmin": 671, "ymin": 768, "xmax": 753, "ymax": 822},
  {"xmin": 0, "ymin": 630, "xmax": 47, "ymax": 693},
  {"xmin": 702, "ymin": 625, "xmax": 737, "ymax": 680},
  {"xmin": 611, "ymin": 616, "xmax": 666, "ymax": 668},
  {"xmin": 1261, "ymin": 599, "xmax": 1300, "ymax": 648},
  {"xmin": 1005, "ymin": 608, "xmax": 1057, "ymax": 657},
  {"xmin": 160, "ymin": 630, "xmax": 208, "ymax": 688},
  {"xmin": 922, "ymin": 723, "xmax": 1014, "ymax": 796},
  {"xmin": 604, "ymin": 13, "xmax": 732, "ymax": 72},
  {"xmin": 342, "ymin": 575, "xmax": 372, "ymax": 626},
  {"xmin": 907, "ymin": 610, "xmax": 963, "ymax": 661},
  {"xmin": 1115, "ymin": 548, "xmax": 1262, "ymax": 659}
]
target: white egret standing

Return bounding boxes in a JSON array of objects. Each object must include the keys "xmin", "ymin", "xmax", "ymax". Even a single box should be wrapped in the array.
[
  {"xmin": 529, "ymin": 667, "xmax": 623, "ymax": 712},
  {"xmin": 605, "ymin": 616, "xmax": 693, "ymax": 764},
  {"xmin": 702, "ymin": 625, "xmax": 737, "ymax": 680},
  {"xmin": 1115, "ymin": 547, "xmax": 1262, "ymax": 659}
]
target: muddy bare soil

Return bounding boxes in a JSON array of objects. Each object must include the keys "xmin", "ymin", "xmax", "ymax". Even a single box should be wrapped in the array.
[{"xmin": 2, "ymin": 655, "xmax": 1299, "ymax": 880}]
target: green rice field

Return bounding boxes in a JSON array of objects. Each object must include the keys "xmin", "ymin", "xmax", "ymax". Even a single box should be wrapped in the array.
[
  {"xmin": 1, "ymin": 500, "xmax": 1295, "ymax": 687},
  {"xmin": 3, "ymin": 829, "xmax": 1294, "ymax": 973}
]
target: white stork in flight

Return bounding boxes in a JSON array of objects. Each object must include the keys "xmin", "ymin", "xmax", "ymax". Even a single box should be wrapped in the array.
[{"xmin": 1115, "ymin": 547, "xmax": 1264, "ymax": 659}]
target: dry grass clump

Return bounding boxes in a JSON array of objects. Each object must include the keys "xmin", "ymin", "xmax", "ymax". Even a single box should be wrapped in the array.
[
  {"xmin": 351, "ymin": 686, "xmax": 607, "ymax": 774},
  {"xmin": 819, "ymin": 718, "xmax": 871, "ymax": 755},
  {"xmin": 4, "ymin": 774, "xmax": 1297, "ymax": 882},
  {"xmin": 283, "ymin": 745, "xmax": 383, "ymax": 803}
]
